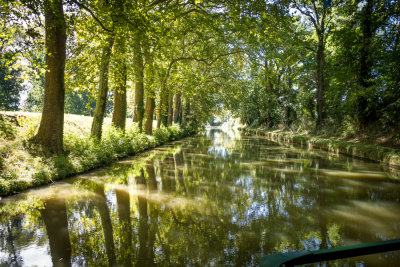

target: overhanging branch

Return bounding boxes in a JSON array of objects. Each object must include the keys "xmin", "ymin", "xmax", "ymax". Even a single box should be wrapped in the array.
[{"xmin": 70, "ymin": 0, "xmax": 113, "ymax": 33}]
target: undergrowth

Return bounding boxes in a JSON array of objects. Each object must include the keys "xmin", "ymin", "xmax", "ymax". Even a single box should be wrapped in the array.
[{"xmin": 0, "ymin": 113, "xmax": 196, "ymax": 196}]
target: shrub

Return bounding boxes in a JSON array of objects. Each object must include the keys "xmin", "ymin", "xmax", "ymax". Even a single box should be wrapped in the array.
[
  {"xmin": 153, "ymin": 127, "xmax": 170, "ymax": 145},
  {"xmin": 181, "ymin": 121, "xmax": 199, "ymax": 136},
  {"xmin": 0, "ymin": 115, "xmax": 192, "ymax": 197},
  {"xmin": 0, "ymin": 116, "xmax": 16, "ymax": 140},
  {"xmin": 17, "ymin": 115, "xmax": 40, "ymax": 140},
  {"xmin": 167, "ymin": 125, "xmax": 181, "ymax": 140}
]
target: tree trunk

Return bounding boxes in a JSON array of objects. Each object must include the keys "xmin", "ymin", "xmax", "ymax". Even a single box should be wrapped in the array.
[
  {"xmin": 91, "ymin": 35, "xmax": 114, "ymax": 139},
  {"xmin": 161, "ymin": 90, "xmax": 169, "ymax": 127},
  {"xmin": 33, "ymin": 0, "xmax": 66, "ymax": 154},
  {"xmin": 133, "ymin": 32, "xmax": 145, "ymax": 131},
  {"xmin": 359, "ymin": 0, "xmax": 373, "ymax": 88},
  {"xmin": 112, "ymin": 33, "xmax": 127, "ymax": 130},
  {"xmin": 316, "ymin": 33, "xmax": 325, "ymax": 129},
  {"xmin": 179, "ymin": 104, "xmax": 183, "ymax": 124},
  {"xmin": 157, "ymin": 81, "xmax": 168, "ymax": 128},
  {"xmin": 173, "ymin": 93, "xmax": 181, "ymax": 124},
  {"xmin": 167, "ymin": 91, "xmax": 174, "ymax": 126},
  {"xmin": 184, "ymin": 99, "xmax": 190, "ymax": 124},
  {"xmin": 132, "ymin": 108, "xmax": 138, "ymax": 122},
  {"xmin": 144, "ymin": 48, "xmax": 155, "ymax": 135},
  {"xmin": 144, "ymin": 96, "xmax": 155, "ymax": 134},
  {"xmin": 264, "ymin": 59, "xmax": 275, "ymax": 128},
  {"xmin": 357, "ymin": 0, "xmax": 374, "ymax": 128},
  {"xmin": 156, "ymin": 103, "xmax": 161, "ymax": 129}
]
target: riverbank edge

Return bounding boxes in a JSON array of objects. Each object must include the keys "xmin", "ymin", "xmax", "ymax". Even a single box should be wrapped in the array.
[
  {"xmin": 0, "ymin": 127, "xmax": 195, "ymax": 197},
  {"xmin": 241, "ymin": 128, "xmax": 400, "ymax": 169}
]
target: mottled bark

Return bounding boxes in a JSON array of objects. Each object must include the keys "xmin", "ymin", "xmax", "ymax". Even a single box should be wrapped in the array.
[
  {"xmin": 144, "ymin": 48, "xmax": 155, "ymax": 135},
  {"xmin": 91, "ymin": 36, "xmax": 114, "ymax": 139},
  {"xmin": 157, "ymin": 81, "xmax": 168, "ymax": 128},
  {"xmin": 112, "ymin": 33, "xmax": 127, "ymax": 130},
  {"xmin": 156, "ymin": 102, "xmax": 161, "ymax": 129},
  {"xmin": 173, "ymin": 93, "xmax": 181, "ymax": 124},
  {"xmin": 167, "ymin": 91, "xmax": 174, "ymax": 126},
  {"xmin": 33, "ymin": 0, "xmax": 66, "ymax": 154},
  {"xmin": 132, "ymin": 33, "xmax": 145, "ymax": 132},
  {"xmin": 161, "ymin": 91, "xmax": 169, "ymax": 127},
  {"xmin": 144, "ymin": 95, "xmax": 155, "ymax": 134}
]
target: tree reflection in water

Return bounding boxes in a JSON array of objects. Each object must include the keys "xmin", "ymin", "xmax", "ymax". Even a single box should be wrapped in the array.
[
  {"xmin": 41, "ymin": 198, "xmax": 72, "ymax": 267},
  {"xmin": 1, "ymin": 129, "xmax": 400, "ymax": 266},
  {"xmin": 115, "ymin": 186, "xmax": 132, "ymax": 266}
]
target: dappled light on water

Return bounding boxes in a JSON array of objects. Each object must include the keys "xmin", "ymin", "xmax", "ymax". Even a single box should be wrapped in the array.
[
  {"xmin": 318, "ymin": 169, "xmax": 388, "ymax": 179},
  {"xmin": 1, "ymin": 129, "xmax": 400, "ymax": 266}
]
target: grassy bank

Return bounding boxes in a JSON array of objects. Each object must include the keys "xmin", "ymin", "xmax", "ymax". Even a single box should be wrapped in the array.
[
  {"xmin": 242, "ymin": 128, "xmax": 400, "ymax": 171},
  {"xmin": 0, "ymin": 112, "xmax": 195, "ymax": 197}
]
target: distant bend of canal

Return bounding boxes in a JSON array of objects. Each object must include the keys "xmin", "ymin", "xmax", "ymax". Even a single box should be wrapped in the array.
[{"xmin": 1, "ymin": 128, "xmax": 400, "ymax": 266}]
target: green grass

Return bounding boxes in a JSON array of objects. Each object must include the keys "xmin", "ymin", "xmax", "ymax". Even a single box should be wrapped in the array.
[{"xmin": 0, "ymin": 112, "xmax": 195, "ymax": 196}]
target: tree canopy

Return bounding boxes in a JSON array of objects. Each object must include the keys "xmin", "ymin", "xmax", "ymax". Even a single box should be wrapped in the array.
[{"xmin": 1, "ymin": 0, "xmax": 399, "ymax": 152}]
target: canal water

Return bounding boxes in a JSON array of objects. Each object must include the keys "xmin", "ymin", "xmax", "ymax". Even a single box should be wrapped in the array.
[{"xmin": 1, "ymin": 129, "xmax": 400, "ymax": 266}]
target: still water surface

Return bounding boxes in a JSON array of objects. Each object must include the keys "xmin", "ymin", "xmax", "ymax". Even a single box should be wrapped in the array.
[{"xmin": 1, "ymin": 129, "xmax": 400, "ymax": 266}]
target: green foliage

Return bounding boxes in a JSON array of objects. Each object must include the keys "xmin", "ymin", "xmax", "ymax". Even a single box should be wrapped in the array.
[
  {"xmin": 0, "ymin": 114, "xmax": 190, "ymax": 196},
  {"xmin": 167, "ymin": 125, "xmax": 181, "ymax": 140},
  {"xmin": 211, "ymin": 0, "xmax": 400, "ymax": 138},
  {"xmin": 153, "ymin": 127, "xmax": 171, "ymax": 145},
  {"xmin": 0, "ymin": 8, "xmax": 26, "ymax": 111},
  {"xmin": 0, "ymin": 65, "xmax": 23, "ymax": 111},
  {"xmin": 0, "ymin": 115, "xmax": 17, "ymax": 140},
  {"xmin": 17, "ymin": 115, "xmax": 40, "ymax": 139},
  {"xmin": 65, "ymin": 90, "xmax": 94, "ymax": 116},
  {"xmin": 22, "ymin": 53, "xmax": 45, "ymax": 112},
  {"xmin": 0, "ymin": 0, "xmax": 399, "ymax": 179},
  {"xmin": 181, "ymin": 120, "xmax": 200, "ymax": 136}
]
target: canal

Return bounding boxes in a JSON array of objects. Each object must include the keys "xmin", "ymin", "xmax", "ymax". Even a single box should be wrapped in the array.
[{"xmin": 1, "ymin": 129, "xmax": 400, "ymax": 266}]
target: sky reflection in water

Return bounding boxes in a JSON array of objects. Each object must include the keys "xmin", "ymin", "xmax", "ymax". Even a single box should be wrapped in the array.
[{"xmin": 1, "ymin": 129, "xmax": 400, "ymax": 266}]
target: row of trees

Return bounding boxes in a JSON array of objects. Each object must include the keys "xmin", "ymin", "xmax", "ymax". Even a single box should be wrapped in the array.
[
  {"xmin": 2, "ymin": 0, "xmax": 235, "ymax": 153},
  {"xmin": 2, "ymin": 0, "xmax": 399, "ymax": 153},
  {"xmin": 223, "ymin": 0, "xmax": 400, "ymax": 135}
]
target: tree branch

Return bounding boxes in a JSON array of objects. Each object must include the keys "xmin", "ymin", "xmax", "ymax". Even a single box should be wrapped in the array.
[
  {"xmin": 70, "ymin": 0, "xmax": 113, "ymax": 33},
  {"xmin": 294, "ymin": 2, "xmax": 318, "ymax": 31},
  {"xmin": 312, "ymin": 0, "xmax": 320, "ymax": 26}
]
